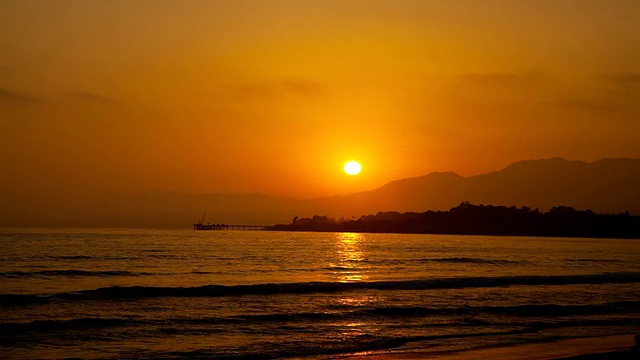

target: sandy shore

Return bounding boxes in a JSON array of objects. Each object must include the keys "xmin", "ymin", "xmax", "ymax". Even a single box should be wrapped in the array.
[{"xmin": 334, "ymin": 334, "xmax": 637, "ymax": 360}]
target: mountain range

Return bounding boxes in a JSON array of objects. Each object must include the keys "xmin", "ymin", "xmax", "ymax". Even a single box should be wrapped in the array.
[
  {"xmin": 3, "ymin": 158, "xmax": 639, "ymax": 228},
  {"xmin": 310, "ymin": 157, "xmax": 640, "ymax": 220}
]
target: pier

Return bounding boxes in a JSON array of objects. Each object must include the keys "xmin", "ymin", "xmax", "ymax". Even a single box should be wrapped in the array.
[
  {"xmin": 193, "ymin": 223, "xmax": 267, "ymax": 231},
  {"xmin": 193, "ymin": 212, "xmax": 267, "ymax": 231}
]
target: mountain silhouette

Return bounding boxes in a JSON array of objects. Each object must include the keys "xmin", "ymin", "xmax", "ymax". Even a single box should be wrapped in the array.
[{"xmin": 307, "ymin": 158, "xmax": 640, "ymax": 218}]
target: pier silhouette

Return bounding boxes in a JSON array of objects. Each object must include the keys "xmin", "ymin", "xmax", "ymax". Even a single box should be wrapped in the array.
[
  {"xmin": 193, "ymin": 223, "xmax": 266, "ymax": 231},
  {"xmin": 193, "ymin": 212, "xmax": 266, "ymax": 230}
]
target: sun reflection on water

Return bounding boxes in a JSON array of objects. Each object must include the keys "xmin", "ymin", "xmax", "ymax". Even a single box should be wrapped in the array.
[
  {"xmin": 327, "ymin": 234, "xmax": 386, "ymax": 343},
  {"xmin": 332, "ymin": 232, "xmax": 369, "ymax": 283}
]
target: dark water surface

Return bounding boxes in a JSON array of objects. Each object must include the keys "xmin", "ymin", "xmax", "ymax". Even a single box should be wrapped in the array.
[{"xmin": 1, "ymin": 229, "xmax": 639, "ymax": 359}]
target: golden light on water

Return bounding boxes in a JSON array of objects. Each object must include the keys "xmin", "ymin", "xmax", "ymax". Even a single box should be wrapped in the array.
[
  {"xmin": 333, "ymin": 232, "xmax": 368, "ymax": 282},
  {"xmin": 330, "ymin": 233, "xmax": 379, "ymax": 342}
]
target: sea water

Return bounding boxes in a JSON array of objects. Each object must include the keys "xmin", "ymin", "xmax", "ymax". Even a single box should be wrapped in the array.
[{"xmin": 1, "ymin": 229, "xmax": 639, "ymax": 359}]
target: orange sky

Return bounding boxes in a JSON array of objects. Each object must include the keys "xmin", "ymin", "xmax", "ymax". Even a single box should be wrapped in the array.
[{"xmin": 2, "ymin": 0, "xmax": 640, "ymax": 201}]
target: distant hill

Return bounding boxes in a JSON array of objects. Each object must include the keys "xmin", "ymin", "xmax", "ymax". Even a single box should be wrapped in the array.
[
  {"xmin": 304, "ymin": 158, "xmax": 640, "ymax": 219},
  {"xmin": 270, "ymin": 202, "xmax": 640, "ymax": 239},
  {"xmin": 0, "ymin": 190, "xmax": 304, "ymax": 229}
]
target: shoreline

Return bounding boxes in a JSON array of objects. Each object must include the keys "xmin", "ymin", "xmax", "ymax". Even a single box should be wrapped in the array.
[{"xmin": 332, "ymin": 334, "xmax": 637, "ymax": 360}]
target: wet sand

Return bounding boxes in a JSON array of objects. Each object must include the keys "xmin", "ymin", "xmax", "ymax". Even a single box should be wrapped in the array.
[{"xmin": 336, "ymin": 334, "xmax": 636, "ymax": 360}]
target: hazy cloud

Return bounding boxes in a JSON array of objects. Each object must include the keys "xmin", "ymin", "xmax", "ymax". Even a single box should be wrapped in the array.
[
  {"xmin": 0, "ymin": 88, "xmax": 40, "ymax": 104},
  {"xmin": 227, "ymin": 84, "xmax": 272, "ymax": 98},
  {"xmin": 587, "ymin": 73, "xmax": 640, "ymax": 107},
  {"xmin": 67, "ymin": 92, "xmax": 120, "ymax": 104},
  {"xmin": 553, "ymin": 98, "xmax": 624, "ymax": 113},
  {"xmin": 601, "ymin": 73, "xmax": 640, "ymax": 103},
  {"xmin": 460, "ymin": 71, "xmax": 547, "ymax": 86},
  {"xmin": 282, "ymin": 79, "xmax": 325, "ymax": 97},
  {"xmin": 225, "ymin": 79, "xmax": 325, "ymax": 99},
  {"xmin": 603, "ymin": 73, "xmax": 640, "ymax": 87}
]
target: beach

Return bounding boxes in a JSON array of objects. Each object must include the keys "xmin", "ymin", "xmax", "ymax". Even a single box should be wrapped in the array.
[{"xmin": 335, "ymin": 334, "xmax": 637, "ymax": 359}]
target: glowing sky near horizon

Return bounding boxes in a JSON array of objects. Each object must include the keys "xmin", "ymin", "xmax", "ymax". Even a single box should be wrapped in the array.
[{"xmin": 1, "ymin": 0, "xmax": 640, "ymax": 202}]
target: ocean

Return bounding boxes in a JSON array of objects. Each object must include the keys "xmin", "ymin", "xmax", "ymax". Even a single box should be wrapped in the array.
[{"xmin": 1, "ymin": 229, "xmax": 639, "ymax": 359}]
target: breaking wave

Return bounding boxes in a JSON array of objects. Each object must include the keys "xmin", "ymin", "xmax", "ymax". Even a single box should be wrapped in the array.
[
  {"xmin": 423, "ymin": 257, "xmax": 522, "ymax": 265},
  {"xmin": 0, "ymin": 317, "xmax": 134, "ymax": 334},
  {"xmin": 3, "ymin": 301, "xmax": 639, "ymax": 333},
  {"xmin": 0, "ymin": 270, "xmax": 153, "ymax": 278},
  {"xmin": 2, "ymin": 271, "xmax": 639, "ymax": 307}
]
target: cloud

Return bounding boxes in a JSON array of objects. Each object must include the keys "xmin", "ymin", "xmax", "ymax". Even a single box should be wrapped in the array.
[
  {"xmin": 603, "ymin": 73, "xmax": 640, "ymax": 87},
  {"xmin": 460, "ymin": 71, "xmax": 547, "ymax": 86},
  {"xmin": 601, "ymin": 73, "xmax": 640, "ymax": 100},
  {"xmin": 0, "ymin": 88, "xmax": 41, "ymax": 104},
  {"xmin": 224, "ymin": 78, "xmax": 326, "ymax": 99},
  {"xmin": 553, "ymin": 98, "xmax": 625, "ymax": 113},
  {"xmin": 594, "ymin": 72, "xmax": 640, "ymax": 106},
  {"xmin": 67, "ymin": 92, "xmax": 120, "ymax": 104},
  {"xmin": 227, "ymin": 84, "xmax": 272, "ymax": 98},
  {"xmin": 282, "ymin": 79, "xmax": 325, "ymax": 97}
]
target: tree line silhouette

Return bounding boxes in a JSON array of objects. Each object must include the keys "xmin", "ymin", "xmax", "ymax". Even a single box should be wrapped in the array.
[{"xmin": 268, "ymin": 202, "xmax": 639, "ymax": 239}]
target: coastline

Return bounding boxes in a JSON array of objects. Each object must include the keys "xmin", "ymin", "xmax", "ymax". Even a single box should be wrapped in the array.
[
  {"xmin": 269, "ymin": 203, "xmax": 640, "ymax": 239},
  {"xmin": 333, "ymin": 334, "xmax": 636, "ymax": 360}
]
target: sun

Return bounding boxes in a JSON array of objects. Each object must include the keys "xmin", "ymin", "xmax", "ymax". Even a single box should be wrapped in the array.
[{"xmin": 344, "ymin": 161, "xmax": 362, "ymax": 175}]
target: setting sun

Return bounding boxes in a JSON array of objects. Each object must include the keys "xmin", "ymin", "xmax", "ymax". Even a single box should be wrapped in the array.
[{"xmin": 344, "ymin": 161, "xmax": 362, "ymax": 176}]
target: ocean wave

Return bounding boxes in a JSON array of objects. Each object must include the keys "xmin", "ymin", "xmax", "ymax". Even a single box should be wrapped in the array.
[
  {"xmin": 3, "ymin": 304, "xmax": 639, "ymax": 343},
  {"xmin": 378, "ymin": 257, "xmax": 523, "ymax": 265},
  {"xmin": 155, "ymin": 332, "xmax": 499, "ymax": 360},
  {"xmin": 325, "ymin": 265, "xmax": 356, "ymax": 271},
  {"xmin": 2, "ymin": 325, "xmax": 508, "ymax": 357},
  {"xmin": 565, "ymin": 258, "xmax": 620, "ymax": 263},
  {"xmin": 229, "ymin": 301, "xmax": 640, "ymax": 323},
  {"xmin": 57, "ymin": 255, "xmax": 95, "ymax": 260},
  {"xmin": 71, "ymin": 271, "xmax": 640, "ymax": 299},
  {"xmin": 0, "ymin": 317, "xmax": 134, "ymax": 335},
  {"xmin": 143, "ymin": 322, "xmax": 634, "ymax": 360},
  {"xmin": 355, "ymin": 301, "xmax": 640, "ymax": 319},
  {"xmin": 0, "ymin": 294, "xmax": 49, "ymax": 307},
  {"xmin": 2, "ymin": 272, "xmax": 639, "ymax": 306},
  {"xmin": 478, "ymin": 301, "xmax": 640, "ymax": 317},
  {"xmin": 233, "ymin": 311, "xmax": 339, "ymax": 323},
  {"xmin": 48, "ymin": 255, "xmax": 139, "ymax": 260},
  {"xmin": 424, "ymin": 257, "xmax": 521, "ymax": 265},
  {"xmin": 0, "ymin": 270, "xmax": 153, "ymax": 278}
]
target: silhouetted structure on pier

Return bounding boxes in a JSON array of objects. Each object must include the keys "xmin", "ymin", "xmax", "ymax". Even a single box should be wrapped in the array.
[
  {"xmin": 193, "ymin": 212, "xmax": 266, "ymax": 230},
  {"xmin": 193, "ymin": 223, "xmax": 266, "ymax": 231},
  {"xmin": 193, "ymin": 223, "xmax": 229, "ymax": 230}
]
